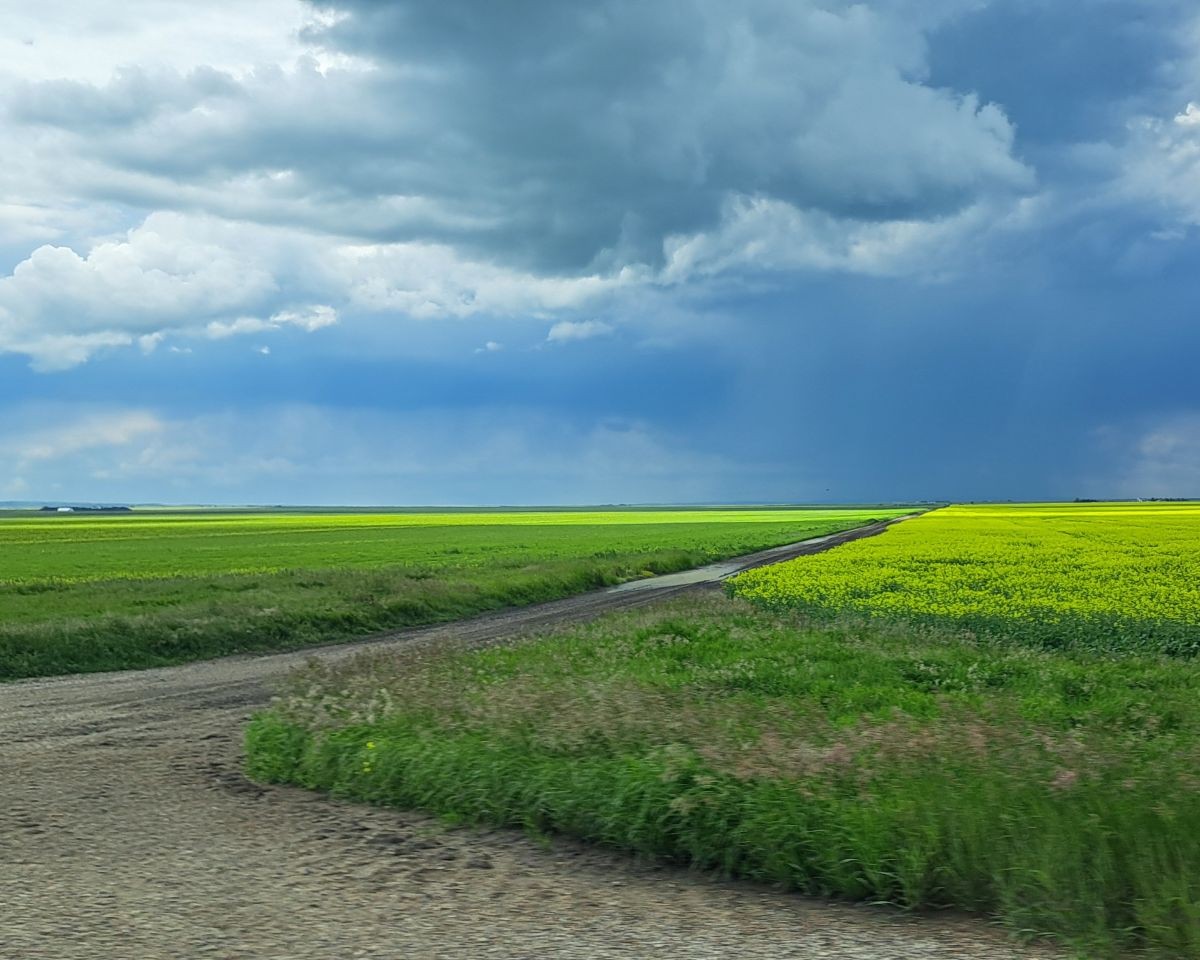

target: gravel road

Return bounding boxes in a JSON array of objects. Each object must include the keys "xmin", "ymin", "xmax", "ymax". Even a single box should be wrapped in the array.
[{"xmin": 1, "ymin": 519, "xmax": 1062, "ymax": 959}]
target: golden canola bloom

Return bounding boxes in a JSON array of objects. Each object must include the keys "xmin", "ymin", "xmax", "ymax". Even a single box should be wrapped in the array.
[{"xmin": 730, "ymin": 503, "xmax": 1200, "ymax": 628}]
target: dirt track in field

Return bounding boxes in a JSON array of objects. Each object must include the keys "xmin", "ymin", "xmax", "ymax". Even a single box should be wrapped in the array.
[{"xmin": 0, "ymin": 518, "xmax": 1062, "ymax": 959}]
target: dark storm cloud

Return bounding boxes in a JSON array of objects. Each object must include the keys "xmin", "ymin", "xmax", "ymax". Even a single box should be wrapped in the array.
[
  {"xmin": 928, "ymin": 0, "xmax": 1195, "ymax": 145},
  {"xmin": 3, "ymin": 0, "xmax": 1200, "ymax": 502},
  {"xmin": 5, "ymin": 0, "xmax": 1031, "ymax": 271}
]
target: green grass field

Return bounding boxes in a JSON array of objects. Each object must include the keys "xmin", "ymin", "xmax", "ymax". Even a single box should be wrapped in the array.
[
  {"xmin": 0, "ymin": 507, "xmax": 902, "ymax": 679},
  {"xmin": 247, "ymin": 503, "xmax": 1200, "ymax": 957}
]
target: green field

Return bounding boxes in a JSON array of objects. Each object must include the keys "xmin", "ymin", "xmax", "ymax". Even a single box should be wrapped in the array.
[
  {"xmin": 247, "ymin": 502, "xmax": 1200, "ymax": 957},
  {"xmin": 0, "ymin": 507, "xmax": 902, "ymax": 679}
]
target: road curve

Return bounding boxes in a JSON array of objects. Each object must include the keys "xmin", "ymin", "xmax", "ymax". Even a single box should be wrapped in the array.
[{"xmin": 0, "ymin": 515, "xmax": 1058, "ymax": 959}]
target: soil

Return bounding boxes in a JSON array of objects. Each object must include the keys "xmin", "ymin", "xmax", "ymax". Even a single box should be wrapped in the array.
[{"xmin": 1, "ymin": 519, "xmax": 1062, "ymax": 958}]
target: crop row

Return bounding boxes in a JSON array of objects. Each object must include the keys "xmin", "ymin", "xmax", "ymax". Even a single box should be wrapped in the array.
[{"xmin": 0, "ymin": 508, "xmax": 906, "ymax": 585}]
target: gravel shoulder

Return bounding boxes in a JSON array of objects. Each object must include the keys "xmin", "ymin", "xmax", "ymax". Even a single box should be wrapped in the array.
[{"xmin": 1, "ymin": 519, "xmax": 1062, "ymax": 959}]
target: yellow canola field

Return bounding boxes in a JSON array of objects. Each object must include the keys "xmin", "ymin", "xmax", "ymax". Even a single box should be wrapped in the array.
[{"xmin": 730, "ymin": 503, "xmax": 1200, "ymax": 632}]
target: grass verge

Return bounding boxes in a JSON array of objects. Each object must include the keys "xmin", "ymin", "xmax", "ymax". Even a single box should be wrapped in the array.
[{"xmin": 246, "ymin": 594, "xmax": 1200, "ymax": 958}]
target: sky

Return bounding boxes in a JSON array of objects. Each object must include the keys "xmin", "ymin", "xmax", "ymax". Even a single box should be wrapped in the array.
[{"xmin": 0, "ymin": 0, "xmax": 1198, "ymax": 505}]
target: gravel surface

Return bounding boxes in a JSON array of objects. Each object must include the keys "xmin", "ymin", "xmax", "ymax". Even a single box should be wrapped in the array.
[{"xmin": 1, "ymin": 521, "xmax": 1063, "ymax": 959}]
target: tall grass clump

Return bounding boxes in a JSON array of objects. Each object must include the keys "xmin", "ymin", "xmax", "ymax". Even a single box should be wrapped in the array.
[{"xmin": 246, "ymin": 594, "xmax": 1200, "ymax": 957}]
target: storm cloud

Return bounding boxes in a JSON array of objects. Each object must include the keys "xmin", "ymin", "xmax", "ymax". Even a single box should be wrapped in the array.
[{"xmin": 0, "ymin": 0, "xmax": 1198, "ymax": 500}]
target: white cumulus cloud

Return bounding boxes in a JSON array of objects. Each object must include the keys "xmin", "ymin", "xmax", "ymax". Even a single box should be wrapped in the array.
[{"xmin": 0, "ymin": 0, "xmax": 1040, "ymax": 374}]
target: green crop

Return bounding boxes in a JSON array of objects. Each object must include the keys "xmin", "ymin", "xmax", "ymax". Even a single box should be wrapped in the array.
[
  {"xmin": 0, "ymin": 508, "xmax": 899, "ymax": 585},
  {"xmin": 0, "ymin": 507, "xmax": 903, "ymax": 678}
]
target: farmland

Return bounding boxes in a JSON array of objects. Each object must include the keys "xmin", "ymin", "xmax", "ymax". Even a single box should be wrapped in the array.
[
  {"xmin": 730, "ymin": 503, "xmax": 1200, "ymax": 656},
  {"xmin": 248, "ymin": 502, "xmax": 1200, "ymax": 956},
  {"xmin": 0, "ymin": 507, "xmax": 902, "ymax": 679}
]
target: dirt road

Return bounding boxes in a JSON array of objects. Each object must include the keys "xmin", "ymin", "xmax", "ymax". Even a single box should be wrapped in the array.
[{"xmin": 1, "ymin": 519, "xmax": 1060, "ymax": 959}]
